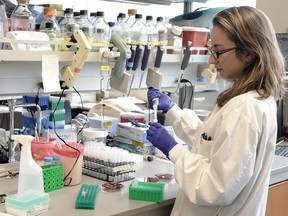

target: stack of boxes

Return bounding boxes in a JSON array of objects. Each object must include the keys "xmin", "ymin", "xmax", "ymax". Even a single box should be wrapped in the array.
[
  {"xmin": 22, "ymin": 95, "xmax": 65, "ymax": 134},
  {"xmin": 112, "ymin": 122, "xmax": 155, "ymax": 155}
]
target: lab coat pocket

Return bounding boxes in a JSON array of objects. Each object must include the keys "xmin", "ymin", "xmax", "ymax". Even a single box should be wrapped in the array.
[{"xmin": 199, "ymin": 139, "xmax": 213, "ymax": 158}]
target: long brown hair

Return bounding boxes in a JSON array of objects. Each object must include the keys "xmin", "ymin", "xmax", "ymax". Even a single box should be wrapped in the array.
[{"xmin": 213, "ymin": 6, "xmax": 285, "ymax": 107}]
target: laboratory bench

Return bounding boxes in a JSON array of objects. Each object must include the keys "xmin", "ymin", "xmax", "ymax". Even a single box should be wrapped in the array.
[{"xmin": 1, "ymin": 153, "xmax": 288, "ymax": 216}]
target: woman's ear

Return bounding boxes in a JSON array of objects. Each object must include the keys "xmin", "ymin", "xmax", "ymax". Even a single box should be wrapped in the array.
[{"xmin": 244, "ymin": 52, "xmax": 254, "ymax": 63}]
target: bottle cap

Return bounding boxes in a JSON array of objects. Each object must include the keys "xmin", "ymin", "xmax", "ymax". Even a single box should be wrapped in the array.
[
  {"xmin": 52, "ymin": 155, "xmax": 60, "ymax": 162},
  {"xmin": 44, "ymin": 156, "xmax": 53, "ymax": 163},
  {"xmin": 74, "ymin": 11, "xmax": 80, "ymax": 17},
  {"xmin": 127, "ymin": 9, "xmax": 137, "ymax": 16},
  {"xmin": 90, "ymin": 12, "xmax": 97, "ymax": 17},
  {"xmin": 135, "ymin": 14, "xmax": 142, "ymax": 19},
  {"xmin": 96, "ymin": 11, "xmax": 104, "ymax": 17},
  {"xmin": 64, "ymin": 8, "xmax": 73, "ymax": 14},
  {"xmin": 45, "ymin": 22, "xmax": 54, "ymax": 29},
  {"xmin": 80, "ymin": 9, "xmax": 88, "ymax": 16},
  {"xmin": 146, "ymin": 15, "xmax": 153, "ymax": 21},
  {"xmin": 44, "ymin": 8, "xmax": 57, "ymax": 16},
  {"xmin": 117, "ymin": 13, "xmax": 126, "ymax": 19},
  {"xmin": 157, "ymin": 16, "xmax": 163, "ymax": 22},
  {"xmin": 17, "ymin": 0, "xmax": 29, "ymax": 3}
]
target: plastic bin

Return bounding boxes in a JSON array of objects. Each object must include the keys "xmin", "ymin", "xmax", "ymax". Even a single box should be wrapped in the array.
[{"xmin": 181, "ymin": 26, "xmax": 210, "ymax": 48}]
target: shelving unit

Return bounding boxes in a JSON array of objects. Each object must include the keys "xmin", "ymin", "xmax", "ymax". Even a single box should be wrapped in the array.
[{"xmin": 0, "ymin": 38, "xmax": 209, "ymax": 96}]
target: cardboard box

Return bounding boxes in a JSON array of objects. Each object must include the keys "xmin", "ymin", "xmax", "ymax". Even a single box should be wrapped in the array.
[{"xmin": 117, "ymin": 122, "xmax": 148, "ymax": 143}]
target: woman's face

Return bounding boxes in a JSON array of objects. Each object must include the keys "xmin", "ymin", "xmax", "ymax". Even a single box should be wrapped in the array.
[{"xmin": 209, "ymin": 26, "xmax": 248, "ymax": 80}]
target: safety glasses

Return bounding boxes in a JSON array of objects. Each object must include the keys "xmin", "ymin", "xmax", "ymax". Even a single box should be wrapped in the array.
[{"xmin": 207, "ymin": 47, "xmax": 237, "ymax": 59}]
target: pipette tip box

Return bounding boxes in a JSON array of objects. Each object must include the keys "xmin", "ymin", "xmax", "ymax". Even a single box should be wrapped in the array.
[
  {"xmin": 5, "ymin": 190, "xmax": 50, "ymax": 216},
  {"xmin": 75, "ymin": 184, "xmax": 99, "ymax": 210},
  {"xmin": 129, "ymin": 180, "xmax": 165, "ymax": 203}
]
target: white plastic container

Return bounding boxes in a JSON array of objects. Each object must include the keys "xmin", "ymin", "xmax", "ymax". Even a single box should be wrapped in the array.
[
  {"xmin": 82, "ymin": 127, "xmax": 108, "ymax": 146},
  {"xmin": 11, "ymin": 135, "xmax": 44, "ymax": 194},
  {"xmin": 5, "ymin": 190, "xmax": 50, "ymax": 216}
]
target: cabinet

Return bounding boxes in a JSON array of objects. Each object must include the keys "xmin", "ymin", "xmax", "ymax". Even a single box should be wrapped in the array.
[{"xmin": 266, "ymin": 180, "xmax": 288, "ymax": 216}]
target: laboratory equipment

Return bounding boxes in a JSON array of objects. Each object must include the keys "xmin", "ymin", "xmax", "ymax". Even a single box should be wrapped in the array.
[
  {"xmin": 155, "ymin": 16, "xmax": 168, "ymax": 46},
  {"xmin": 42, "ymin": 163, "xmax": 64, "ymax": 192},
  {"xmin": 127, "ymin": 44, "xmax": 143, "ymax": 95},
  {"xmin": 39, "ymin": 8, "xmax": 60, "ymax": 38},
  {"xmin": 138, "ymin": 44, "xmax": 151, "ymax": 88},
  {"xmin": 93, "ymin": 11, "xmax": 110, "ymax": 44},
  {"xmin": 10, "ymin": 0, "xmax": 35, "ymax": 31},
  {"xmin": 31, "ymin": 136, "xmax": 57, "ymax": 166},
  {"xmin": 75, "ymin": 184, "xmax": 99, "ymax": 209},
  {"xmin": 130, "ymin": 14, "xmax": 148, "ymax": 45},
  {"xmin": 60, "ymin": 29, "xmax": 92, "ymax": 88},
  {"xmin": 5, "ymin": 190, "xmax": 50, "ymax": 216},
  {"xmin": 112, "ymin": 12, "xmax": 131, "ymax": 44},
  {"xmin": 126, "ymin": 9, "xmax": 137, "ymax": 26},
  {"xmin": 152, "ymin": 98, "xmax": 159, "ymax": 122},
  {"xmin": 11, "ymin": 134, "xmax": 44, "ymax": 193},
  {"xmin": 59, "ymin": 8, "xmax": 80, "ymax": 44},
  {"xmin": 145, "ymin": 15, "xmax": 159, "ymax": 46},
  {"xmin": 82, "ymin": 145, "xmax": 135, "ymax": 183},
  {"xmin": 78, "ymin": 9, "xmax": 94, "ymax": 43},
  {"xmin": 82, "ymin": 127, "xmax": 107, "ymax": 146},
  {"xmin": 146, "ymin": 45, "xmax": 164, "ymax": 89},
  {"xmin": 201, "ymin": 67, "xmax": 217, "ymax": 84},
  {"xmin": 53, "ymin": 142, "xmax": 84, "ymax": 186},
  {"xmin": 109, "ymin": 34, "xmax": 133, "ymax": 95},
  {"xmin": 175, "ymin": 43, "xmax": 192, "ymax": 93}
]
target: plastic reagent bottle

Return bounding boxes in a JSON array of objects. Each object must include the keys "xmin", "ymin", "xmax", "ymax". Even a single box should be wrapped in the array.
[
  {"xmin": 93, "ymin": 11, "xmax": 110, "ymax": 44},
  {"xmin": 145, "ymin": 15, "xmax": 158, "ymax": 46},
  {"xmin": 11, "ymin": 134, "xmax": 44, "ymax": 194},
  {"xmin": 130, "ymin": 14, "xmax": 148, "ymax": 45},
  {"xmin": 10, "ymin": 0, "xmax": 35, "ymax": 31},
  {"xmin": 112, "ymin": 13, "xmax": 131, "ymax": 44},
  {"xmin": 155, "ymin": 16, "xmax": 168, "ymax": 46}
]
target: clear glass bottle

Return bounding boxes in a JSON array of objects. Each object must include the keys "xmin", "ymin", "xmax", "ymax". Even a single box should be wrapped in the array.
[
  {"xmin": 10, "ymin": 0, "xmax": 35, "ymax": 31},
  {"xmin": 40, "ymin": 8, "xmax": 60, "ymax": 38},
  {"xmin": 130, "ymin": 14, "xmax": 148, "ymax": 45},
  {"xmin": 145, "ymin": 15, "xmax": 158, "ymax": 46},
  {"xmin": 89, "ymin": 12, "xmax": 97, "ymax": 24},
  {"xmin": 112, "ymin": 13, "xmax": 131, "ymax": 44},
  {"xmin": 73, "ymin": 11, "xmax": 80, "ymax": 24},
  {"xmin": 93, "ymin": 11, "xmax": 110, "ymax": 44},
  {"xmin": 78, "ymin": 9, "xmax": 94, "ymax": 43},
  {"xmin": 43, "ymin": 22, "xmax": 56, "ymax": 50},
  {"xmin": 126, "ymin": 9, "xmax": 137, "ymax": 26},
  {"xmin": 155, "ymin": 16, "xmax": 168, "ymax": 46},
  {"xmin": 59, "ymin": 8, "xmax": 80, "ymax": 43}
]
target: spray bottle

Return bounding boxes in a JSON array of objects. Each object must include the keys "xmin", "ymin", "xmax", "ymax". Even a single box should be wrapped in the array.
[{"xmin": 11, "ymin": 135, "xmax": 44, "ymax": 193}]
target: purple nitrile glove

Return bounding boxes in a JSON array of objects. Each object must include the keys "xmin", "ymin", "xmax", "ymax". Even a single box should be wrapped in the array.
[
  {"xmin": 147, "ymin": 122, "xmax": 177, "ymax": 158},
  {"xmin": 147, "ymin": 87, "xmax": 175, "ymax": 113}
]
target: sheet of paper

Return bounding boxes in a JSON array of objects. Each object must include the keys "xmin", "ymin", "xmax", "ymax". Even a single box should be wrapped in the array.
[{"xmin": 41, "ymin": 55, "xmax": 61, "ymax": 93}]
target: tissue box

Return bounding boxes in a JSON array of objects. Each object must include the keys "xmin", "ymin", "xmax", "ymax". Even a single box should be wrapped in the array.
[{"xmin": 117, "ymin": 122, "xmax": 148, "ymax": 143}]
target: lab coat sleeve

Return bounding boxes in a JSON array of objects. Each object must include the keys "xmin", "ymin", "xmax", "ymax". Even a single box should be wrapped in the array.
[
  {"xmin": 169, "ymin": 106, "xmax": 260, "ymax": 206},
  {"xmin": 166, "ymin": 104, "xmax": 203, "ymax": 145}
]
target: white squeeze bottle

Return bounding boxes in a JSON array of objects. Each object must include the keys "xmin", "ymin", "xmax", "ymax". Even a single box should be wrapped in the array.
[{"xmin": 12, "ymin": 135, "xmax": 44, "ymax": 194}]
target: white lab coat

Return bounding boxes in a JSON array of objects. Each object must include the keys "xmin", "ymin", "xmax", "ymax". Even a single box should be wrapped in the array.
[{"xmin": 167, "ymin": 91, "xmax": 277, "ymax": 216}]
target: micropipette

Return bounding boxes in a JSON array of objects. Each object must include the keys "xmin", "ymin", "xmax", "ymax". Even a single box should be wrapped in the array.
[{"xmin": 152, "ymin": 98, "xmax": 159, "ymax": 122}]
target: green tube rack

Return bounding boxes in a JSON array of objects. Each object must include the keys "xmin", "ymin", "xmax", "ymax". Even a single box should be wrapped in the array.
[
  {"xmin": 42, "ymin": 164, "xmax": 64, "ymax": 192},
  {"xmin": 129, "ymin": 180, "xmax": 165, "ymax": 203},
  {"xmin": 75, "ymin": 184, "xmax": 99, "ymax": 209}
]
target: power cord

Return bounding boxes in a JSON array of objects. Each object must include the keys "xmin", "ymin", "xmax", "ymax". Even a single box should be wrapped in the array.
[{"xmin": 179, "ymin": 79, "xmax": 194, "ymax": 109}]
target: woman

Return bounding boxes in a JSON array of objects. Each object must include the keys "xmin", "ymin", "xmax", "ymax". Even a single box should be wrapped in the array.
[{"xmin": 147, "ymin": 6, "xmax": 286, "ymax": 216}]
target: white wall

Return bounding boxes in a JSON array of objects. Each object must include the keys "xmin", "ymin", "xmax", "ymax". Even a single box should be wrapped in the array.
[{"xmin": 256, "ymin": 0, "xmax": 287, "ymax": 33}]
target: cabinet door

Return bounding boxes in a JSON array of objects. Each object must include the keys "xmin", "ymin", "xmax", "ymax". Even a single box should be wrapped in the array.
[{"xmin": 266, "ymin": 181, "xmax": 288, "ymax": 216}]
